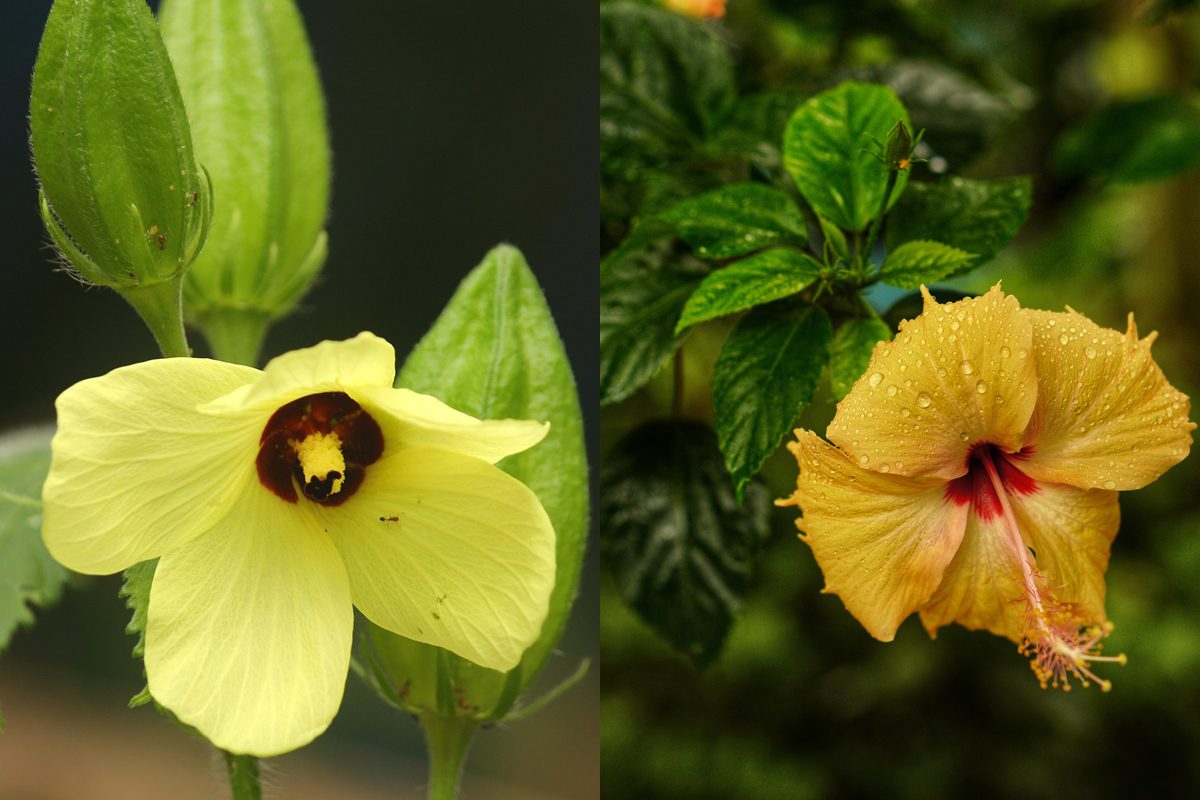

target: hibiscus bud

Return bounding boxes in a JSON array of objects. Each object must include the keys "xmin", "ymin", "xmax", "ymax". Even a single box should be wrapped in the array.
[
  {"xmin": 159, "ymin": 0, "xmax": 331, "ymax": 364},
  {"xmin": 883, "ymin": 118, "xmax": 915, "ymax": 171},
  {"xmin": 30, "ymin": 0, "xmax": 211, "ymax": 294}
]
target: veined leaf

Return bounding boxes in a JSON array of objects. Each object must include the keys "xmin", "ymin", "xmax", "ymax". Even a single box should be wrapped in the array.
[
  {"xmin": 658, "ymin": 183, "xmax": 809, "ymax": 260},
  {"xmin": 676, "ymin": 249, "xmax": 821, "ymax": 333},
  {"xmin": 783, "ymin": 82, "xmax": 910, "ymax": 231},
  {"xmin": 600, "ymin": 2, "xmax": 734, "ymax": 178},
  {"xmin": 361, "ymin": 245, "xmax": 588, "ymax": 719},
  {"xmin": 601, "ymin": 420, "xmax": 770, "ymax": 666},
  {"xmin": 713, "ymin": 303, "xmax": 832, "ymax": 500},
  {"xmin": 601, "ymin": 246, "xmax": 708, "ymax": 405},
  {"xmin": 0, "ymin": 427, "xmax": 68, "ymax": 654},
  {"xmin": 886, "ymin": 176, "xmax": 1031, "ymax": 275},
  {"xmin": 830, "ymin": 317, "xmax": 893, "ymax": 399},
  {"xmin": 879, "ymin": 240, "xmax": 974, "ymax": 289}
]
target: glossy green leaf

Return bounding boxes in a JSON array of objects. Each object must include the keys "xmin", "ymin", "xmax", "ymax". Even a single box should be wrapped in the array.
[
  {"xmin": 658, "ymin": 183, "xmax": 809, "ymax": 260},
  {"xmin": 601, "ymin": 421, "xmax": 771, "ymax": 666},
  {"xmin": 601, "ymin": 245, "xmax": 708, "ymax": 405},
  {"xmin": 879, "ymin": 240, "xmax": 974, "ymax": 289},
  {"xmin": 160, "ymin": 0, "xmax": 331, "ymax": 339},
  {"xmin": 359, "ymin": 245, "xmax": 588, "ymax": 720},
  {"xmin": 818, "ymin": 216, "xmax": 849, "ymax": 263},
  {"xmin": 713, "ymin": 303, "xmax": 832, "ymax": 500},
  {"xmin": 676, "ymin": 249, "xmax": 821, "ymax": 333},
  {"xmin": 30, "ymin": 0, "xmax": 208, "ymax": 290},
  {"xmin": 830, "ymin": 317, "xmax": 892, "ymax": 399},
  {"xmin": 1054, "ymin": 96, "xmax": 1200, "ymax": 184},
  {"xmin": 600, "ymin": 2, "xmax": 735, "ymax": 178},
  {"xmin": 707, "ymin": 90, "xmax": 805, "ymax": 176},
  {"xmin": 0, "ymin": 427, "xmax": 68, "ymax": 655},
  {"xmin": 886, "ymin": 176, "xmax": 1031, "ymax": 275},
  {"xmin": 783, "ymin": 82, "xmax": 910, "ymax": 231}
]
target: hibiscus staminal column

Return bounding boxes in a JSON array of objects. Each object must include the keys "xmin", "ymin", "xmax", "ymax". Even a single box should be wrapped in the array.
[{"xmin": 972, "ymin": 445, "xmax": 1126, "ymax": 691}]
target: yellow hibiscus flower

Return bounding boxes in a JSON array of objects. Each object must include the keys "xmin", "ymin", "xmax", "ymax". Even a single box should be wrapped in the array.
[
  {"xmin": 780, "ymin": 286, "xmax": 1194, "ymax": 690},
  {"xmin": 41, "ymin": 333, "xmax": 556, "ymax": 755}
]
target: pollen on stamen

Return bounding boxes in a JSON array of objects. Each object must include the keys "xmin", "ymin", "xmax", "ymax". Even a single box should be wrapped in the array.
[{"xmin": 1020, "ymin": 600, "xmax": 1126, "ymax": 693}]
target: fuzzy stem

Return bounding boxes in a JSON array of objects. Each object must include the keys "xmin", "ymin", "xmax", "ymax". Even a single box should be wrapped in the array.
[
  {"xmin": 119, "ymin": 274, "xmax": 190, "ymax": 358},
  {"xmin": 422, "ymin": 716, "xmax": 479, "ymax": 800},
  {"xmin": 223, "ymin": 752, "xmax": 262, "ymax": 800}
]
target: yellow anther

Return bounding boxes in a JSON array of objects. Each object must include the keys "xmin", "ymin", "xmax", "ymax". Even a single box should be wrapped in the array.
[{"xmin": 292, "ymin": 432, "xmax": 346, "ymax": 495}]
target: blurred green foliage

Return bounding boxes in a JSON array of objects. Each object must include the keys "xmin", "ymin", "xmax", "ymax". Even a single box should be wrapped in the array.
[{"xmin": 602, "ymin": 0, "xmax": 1200, "ymax": 796}]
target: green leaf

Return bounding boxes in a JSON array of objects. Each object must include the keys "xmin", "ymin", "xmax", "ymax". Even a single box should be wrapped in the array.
[
  {"xmin": 600, "ymin": 2, "xmax": 735, "ymax": 178},
  {"xmin": 120, "ymin": 558, "xmax": 156, "ymax": 706},
  {"xmin": 0, "ymin": 427, "xmax": 68, "ymax": 654},
  {"xmin": 886, "ymin": 176, "xmax": 1032, "ymax": 275},
  {"xmin": 601, "ymin": 421, "xmax": 771, "ymax": 666},
  {"xmin": 601, "ymin": 245, "xmax": 708, "ymax": 405},
  {"xmin": 676, "ymin": 249, "xmax": 821, "ymax": 333},
  {"xmin": 783, "ymin": 82, "xmax": 910, "ymax": 231},
  {"xmin": 713, "ymin": 303, "xmax": 832, "ymax": 500},
  {"xmin": 879, "ymin": 240, "xmax": 974, "ymax": 289},
  {"xmin": 830, "ymin": 317, "xmax": 892, "ymax": 399},
  {"xmin": 707, "ymin": 90, "xmax": 805, "ymax": 175},
  {"xmin": 160, "ymin": 0, "xmax": 331, "ymax": 330},
  {"xmin": 818, "ymin": 216, "xmax": 849, "ymax": 263},
  {"xmin": 361, "ymin": 245, "xmax": 588, "ymax": 719},
  {"xmin": 30, "ymin": 0, "xmax": 208, "ymax": 290},
  {"xmin": 657, "ymin": 183, "xmax": 809, "ymax": 259},
  {"xmin": 1054, "ymin": 96, "xmax": 1200, "ymax": 184}
]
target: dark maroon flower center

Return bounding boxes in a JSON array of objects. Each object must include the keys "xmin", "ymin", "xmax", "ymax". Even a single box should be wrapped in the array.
[
  {"xmin": 256, "ymin": 392, "xmax": 384, "ymax": 505},
  {"xmin": 944, "ymin": 443, "xmax": 1039, "ymax": 521}
]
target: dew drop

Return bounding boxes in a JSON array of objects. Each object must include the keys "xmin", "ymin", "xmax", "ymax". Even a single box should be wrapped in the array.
[
  {"xmin": 858, "ymin": 455, "xmax": 870, "ymax": 465},
  {"xmin": 1001, "ymin": 346, "xmax": 1011, "ymax": 358},
  {"xmin": 879, "ymin": 464, "xmax": 891, "ymax": 473},
  {"xmin": 900, "ymin": 407, "xmax": 912, "ymax": 417},
  {"xmin": 995, "ymin": 395, "xmax": 1005, "ymax": 405},
  {"xmin": 1018, "ymin": 349, "xmax": 1028, "ymax": 359},
  {"xmin": 960, "ymin": 359, "xmax": 974, "ymax": 376},
  {"xmin": 1103, "ymin": 480, "xmax": 1116, "ymax": 490},
  {"xmin": 959, "ymin": 431, "xmax": 969, "ymax": 441},
  {"xmin": 868, "ymin": 372, "xmax": 883, "ymax": 388},
  {"xmin": 1085, "ymin": 346, "xmax": 1097, "ymax": 359},
  {"xmin": 1058, "ymin": 333, "xmax": 1069, "ymax": 345},
  {"xmin": 886, "ymin": 385, "xmax": 898, "ymax": 397},
  {"xmin": 916, "ymin": 392, "xmax": 932, "ymax": 408},
  {"xmin": 976, "ymin": 380, "xmax": 987, "ymax": 394}
]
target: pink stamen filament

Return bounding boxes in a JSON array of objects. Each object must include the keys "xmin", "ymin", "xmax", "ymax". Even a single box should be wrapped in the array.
[{"xmin": 978, "ymin": 450, "xmax": 1125, "ymax": 692}]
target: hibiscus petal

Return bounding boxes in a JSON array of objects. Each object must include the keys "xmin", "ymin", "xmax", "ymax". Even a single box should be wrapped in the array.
[
  {"xmin": 919, "ymin": 481, "xmax": 1118, "ymax": 641},
  {"xmin": 203, "ymin": 332, "xmax": 396, "ymax": 412},
  {"xmin": 1021, "ymin": 309, "xmax": 1194, "ymax": 490},
  {"xmin": 42, "ymin": 358, "xmax": 260, "ymax": 574},
  {"xmin": 352, "ymin": 385, "xmax": 548, "ymax": 463},
  {"xmin": 781, "ymin": 430, "xmax": 968, "ymax": 641},
  {"xmin": 317, "ymin": 447, "xmax": 555, "ymax": 671},
  {"xmin": 827, "ymin": 285, "xmax": 1037, "ymax": 481},
  {"xmin": 145, "ymin": 481, "xmax": 352, "ymax": 757},
  {"xmin": 1011, "ymin": 481, "xmax": 1118, "ymax": 626}
]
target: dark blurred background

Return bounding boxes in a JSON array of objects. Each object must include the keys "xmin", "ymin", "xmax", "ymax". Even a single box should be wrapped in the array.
[
  {"xmin": 0, "ymin": 1, "xmax": 598, "ymax": 798},
  {"xmin": 602, "ymin": 0, "xmax": 1200, "ymax": 797}
]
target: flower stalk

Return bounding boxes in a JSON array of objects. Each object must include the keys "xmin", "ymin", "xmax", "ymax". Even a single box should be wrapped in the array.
[
  {"xmin": 421, "ymin": 716, "xmax": 479, "ymax": 800},
  {"xmin": 223, "ymin": 752, "xmax": 263, "ymax": 800}
]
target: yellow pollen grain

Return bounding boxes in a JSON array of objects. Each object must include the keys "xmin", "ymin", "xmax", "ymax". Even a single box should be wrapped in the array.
[{"xmin": 292, "ymin": 432, "xmax": 346, "ymax": 494}]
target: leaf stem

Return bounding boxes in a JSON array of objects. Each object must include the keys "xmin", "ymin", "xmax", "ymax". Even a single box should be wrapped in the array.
[
  {"xmin": 222, "ymin": 752, "xmax": 263, "ymax": 800},
  {"xmin": 119, "ymin": 274, "xmax": 190, "ymax": 358},
  {"xmin": 862, "ymin": 170, "xmax": 900, "ymax": 271},
  {"xmin": 422, "ymin": 715, "xmax": 479, "ymax": 800}
]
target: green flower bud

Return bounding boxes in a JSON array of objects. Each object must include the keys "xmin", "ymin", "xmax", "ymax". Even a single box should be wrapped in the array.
[
  {"xmin": 30, "ymin": 0, "xmax": 211, "ymax": 294},
  {"xmin": 884, "ymin": 118, "xmax": 914, "ymax": 170},
  {"xmin": 159, "ymin": 0, "xmax": 331, "ymax": 365}
]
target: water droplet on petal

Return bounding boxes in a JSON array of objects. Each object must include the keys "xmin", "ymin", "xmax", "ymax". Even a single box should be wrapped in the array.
[
  {"xmin": 960, "ymin": 359, "xmax": 974, "ymax": 376},
  {"xmin": 1085, "ymin": 347, "xmax": 1097, "ymax": 359},
  {"xmin": 916, "ymin": 392, "xmax": 932, "ymax": 408},
  {"xmin": 959, "ymin": 431, "xmax": 969, "ymax": 441},
  {"xmin": 1018, "ymin": 349, "xmax": 1028, "ymax": 359},
  {"xmin": 879, "ymin": 464, "xmax": 891, "ymax": 473},
  {"xmin": 858, "ymin": 455, "xmax": 870, "ymax": 465},
  {"xmin": 900, "ymin": 407, "xmax": 912, "ymax": 417},
  {"xmin": 976, "ymin": 380, "xmax": 987, "ymax": 394},
  {"xmin": 1059, "ymin": 333, "xmax": 1069, "ymax": 345},
  {"xmin": 868, "ymin": 372, "xmax": 883, "ymax": 388},
  {"xmin": 886, "ymin": 385, "xmax": 898, "ymax": 397},
  {"xmin": 1001, "ymin": 346, "xmax": 1011, "ymax": 358},
  {"xmin": 1103, "ymin": 480, "xmax": 1116, "ymax": 490}
]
